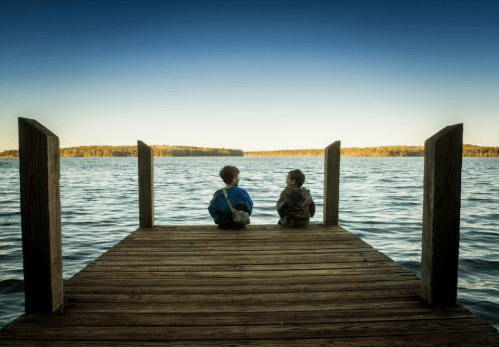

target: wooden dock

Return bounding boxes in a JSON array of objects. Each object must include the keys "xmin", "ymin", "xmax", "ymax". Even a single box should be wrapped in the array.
[
  {"xmin": 2, "ymin": 224, "xmax": 498, "ymax": 346},
  {"xmin": 5, "ymin": 119, "xmax": 498, "ymax": 345}
]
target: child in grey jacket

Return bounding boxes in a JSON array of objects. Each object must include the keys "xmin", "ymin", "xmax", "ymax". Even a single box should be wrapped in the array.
[{"xmin": 276, "ymin": 169, "xmax": 315, "ymax": 228}]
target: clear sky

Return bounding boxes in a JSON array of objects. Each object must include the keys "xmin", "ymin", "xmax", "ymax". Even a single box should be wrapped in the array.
[{"xmin": 1, "ymin": 0, "xmax": 498, "ymax": 152}]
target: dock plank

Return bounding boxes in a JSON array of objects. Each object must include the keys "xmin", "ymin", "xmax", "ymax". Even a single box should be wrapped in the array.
[
  {"xmin": 2, "ymin": 319, "xmax": 496, "ymax": 341},
  {"xmin": 3, "ymin": 334, "xmax": 499, "ymax": 347},
  {"xmin": 1, "ymin": 224, "xmax": 498, "ymax": 346},
  {"xmin": 10, "ymin": 306, "xmax": 476, "ymax": 326},
  {"xmin": 80, "ymin": 260, "xmax": 404, "ymax": 271},
  {"xmin": 65, "ymin": 273, "xmax": 417, "ymax": 287}
]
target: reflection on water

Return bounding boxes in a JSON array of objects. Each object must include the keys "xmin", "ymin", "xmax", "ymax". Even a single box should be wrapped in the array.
[{"xmin": 0, "ymin": 156, "xmax": 498, "ymax": 331}]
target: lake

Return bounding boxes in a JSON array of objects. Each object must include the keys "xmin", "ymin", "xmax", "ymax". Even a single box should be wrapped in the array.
[{"xmin": 1, "ymin": 156, "xmax": 498, "ymax": 331}]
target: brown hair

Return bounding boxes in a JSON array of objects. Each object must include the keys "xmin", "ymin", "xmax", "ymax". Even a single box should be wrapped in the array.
[
  {"xmin": 220, "ymin": 166, "xmax": 240, "ymax": 184},
  {"xmin": 288, "ymin": 169, "xmax": 305, "ymax": 188}
]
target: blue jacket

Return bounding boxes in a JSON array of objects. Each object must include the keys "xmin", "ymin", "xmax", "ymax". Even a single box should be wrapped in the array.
[{"xmin": 209, "ymin": 186, "xmax": 253, "ymax": 226}]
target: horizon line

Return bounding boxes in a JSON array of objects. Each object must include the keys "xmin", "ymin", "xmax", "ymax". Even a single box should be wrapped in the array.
[{"xmin": 1, "ymin": 143, "xmax": 498, "ymax": 154}]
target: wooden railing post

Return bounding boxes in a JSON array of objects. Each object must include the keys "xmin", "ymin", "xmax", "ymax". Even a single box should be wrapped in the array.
[
  {"xmin": 420, "ymin": 124, "xmax": 463, "ymax": 306},
  {"xmin": 18, "ymin": 118, "xmax": 63, "ymax": 314},
  {"xmin": 138, "ymin": 140, "xmax": 154, "ymax": 228},
  {"xmin": 324, "ymin": 141, "xmax": 341, "ymax": 226}
]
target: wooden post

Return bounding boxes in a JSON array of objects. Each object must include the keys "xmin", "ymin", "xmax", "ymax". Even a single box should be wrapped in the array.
[
  {"xmin": 420, "ymin": 124, "xmax": 463, "ymax": 306},
  {"xmin": 18, "ymin": 118, "xmax": 63, "ymax": 314},
  {"xmin": 324, "ymin": 141, "xmax": 341, "ymax": 226},
  {"xmin": 138, "ymin": 140, "xmax": 154, "ymax": 228}
]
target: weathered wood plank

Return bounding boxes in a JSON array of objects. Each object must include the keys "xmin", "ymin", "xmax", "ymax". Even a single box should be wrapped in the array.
[
  {"xmin": 79, "ymin": 262, "xmax": 405, "ymax": 273},
  {"xmin": 421, "ymin": 124, "xmax": 463, "ymax": 306},
  {"xmin": 10, "ymin": 306, "xmax": 475, "ymax": 327},
  {"xmin": 138, "ymin": 140, "xmax": 154, "ymax": 228},
  {"xmin": 65, "ymin": 273, "xmax": 417, "ymax": 287},
  {"xmin": 122, "ymin": 235, "xmax": 364, "ymax": 242},
  {"xmin": 106, "ymin": 249, "xmax": 380, "ymax": 255},
  {"xmin": 110, "ymin": 241, "xmax": 374, "ymax": 251},
  {"xmin": 46, "ymin": 299, "xmax": 447, "ymax": 314},
  {"xmin": 120, "ymin": 228, "xmax": 355, "ymax": 234},
  {"xmin": 79, "ymin": 260, "xmax": 404, "ymax": 271},
  {"xmin": 101, "ymin": 249, "xmax": 378, "ymax": 257},
  {"xmin": 3, "ymin": 333, "xmax": 499, "ymax": 347},
  {"xmin": 324, "ymin": 141, "xmax": 341, "ymax": 226},
  {"xmin": 72, "ymin": 270, "xmax": 411, "ymax": 281},
  {"xmin": 70, "ymin": 269, "xmax": 409, "ymax": 281},
  {"xmin": 126, "ymin": 227, "xmax": 351, "ymax": 234},
  {"xmin": 123, "ymin": 225, "xmax": 356, "ymax": 239},
  {"xmin": 63, "ymin": 288, "xmax": 419, "ymax": 304},
  {"xmin": 95, "ymin": 252, "xmax": 391, "ymax": 264},
  {"xmin": 18, "ymin": 117, "xmax": 63, "ymax": 314},
  {"xmin": 128, "ymin": 229, "xmax": 350, "ymax": 236},
  {"xmin": 144, "ymin": 224, "xmax": 346, "ymax": 231},
  {"xmin": 1, "ymin": 318, "xmax": 494, "ymax": 341},
  {"xmin": 67, "ymin": 267, "xmax": 414, "ymax": 282},
  {"xmin": 64, "ymin": 280, "xmax": 420, "ymax": 295}
]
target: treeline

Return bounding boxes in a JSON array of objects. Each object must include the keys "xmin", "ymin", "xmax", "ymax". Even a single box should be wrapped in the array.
[
  {"xmin": 244, "ymin": 146, "xmax": 424, "ymax": 157},
  {"xmin": 0, "ymin": 145, "xmax": 243, "ymax": 157},
  {"xmin": 245, "ymin": 149, "xmax": 325, "ymax": 157},
  {"xmin": 149, "ymin": 145, "xmax": 243, "ymax": 157},
  {"xmin": 2, "ymin": 144, "xmax": 498, "ymax": 158},
  {"xmin": 0, "ymin": 150, "xmax": 18, "ymax": 157},
  {"xmin": 462, "ymin": 145, "xmax": 499, "ymax": 157},
  {"xmin": 342, "ymin": 146, "xmax": 426, "ymax": 157},
  {"xmin": 244, "ymin": 145, "xmax": 499, "ymax": 157}
]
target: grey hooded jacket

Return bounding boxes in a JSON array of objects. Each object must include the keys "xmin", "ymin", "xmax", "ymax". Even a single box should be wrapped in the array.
[{"xmin": 276, "ymin": 186, "xmax": 315, "ymax": 228}]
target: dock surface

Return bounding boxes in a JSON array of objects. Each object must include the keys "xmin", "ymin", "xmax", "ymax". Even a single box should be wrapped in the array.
[{"xmin": 1, "ymin": 224, "xmax": 498, "ymax": 346}]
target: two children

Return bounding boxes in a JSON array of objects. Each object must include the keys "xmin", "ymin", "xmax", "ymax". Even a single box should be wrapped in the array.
[{"xmin": 208, "ymin": 166, "xmax": 315, "ymax": 229}]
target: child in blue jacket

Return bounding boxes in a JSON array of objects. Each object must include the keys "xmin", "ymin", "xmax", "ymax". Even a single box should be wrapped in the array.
[{"xmin": 209, "ymin": 165, "xmax": 253, "ymax": 229}]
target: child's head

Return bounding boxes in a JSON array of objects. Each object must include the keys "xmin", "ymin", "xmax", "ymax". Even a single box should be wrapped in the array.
[
  {"xmin": 286, "ymin": 169, "xmax": 305, "ymax": 188},
  {"xmin": 220, "ymin": 165, "xmax": 240, "ymax": 185}
]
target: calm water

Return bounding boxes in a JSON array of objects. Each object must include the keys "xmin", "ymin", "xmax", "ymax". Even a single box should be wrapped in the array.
[{"xmin": 1, "ymin": 157, "xmax": 498, "ymax": 331}]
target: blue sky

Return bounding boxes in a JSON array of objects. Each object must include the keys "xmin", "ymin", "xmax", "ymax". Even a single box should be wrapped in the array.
[{"xmin": 1, "ymin": 0, "xmax": 498, "ymax": 151}]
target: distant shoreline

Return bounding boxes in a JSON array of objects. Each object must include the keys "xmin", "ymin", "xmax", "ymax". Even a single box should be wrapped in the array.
[
  {"xmin": 0, "ymin": 145, "xmax": 243, "ymax": 158},
  {"xmin": 244, "ymin": 145, "xmax": 499, "ymax": 158},
  {"xmin": 1, "ymin": 144, "xmax": 498, "ymax": 158}
]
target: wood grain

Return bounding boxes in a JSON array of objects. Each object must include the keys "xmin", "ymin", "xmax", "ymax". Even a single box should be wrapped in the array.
[
  {"xmin": 421, "ymin": 124, "xmax": 463, "ymax": 306},
  {"xmin": 323, "ymin": 140, "xmax": 340, "ymax": 225},
  {"xmin": 18, "ymin": 117, "xmax": 63, "ymax": 314},
  {"xmin": 138, "ymin": 140, "xmax": 154, "ymax": 228}
]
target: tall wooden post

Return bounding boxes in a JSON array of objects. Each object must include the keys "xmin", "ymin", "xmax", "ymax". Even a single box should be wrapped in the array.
[
  {"xmin": 138, "ymin": 140, "xmax": 154, "ymax": 228},
  {"xmin": 324, "ymin": 141, "xmax": 341, "ymax": 226},
  {"xmin": 18, "ymin": 118, "xmax": 63, "ymax": 313},
  {"xmin": 420, "ymin": 124, "xmax": 463, "ymax": 306}
]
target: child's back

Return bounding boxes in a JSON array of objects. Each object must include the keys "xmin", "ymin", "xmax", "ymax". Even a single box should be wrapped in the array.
[{"xmin": 208, "ymin": 166, "xmax": 253, "ymax": 229}]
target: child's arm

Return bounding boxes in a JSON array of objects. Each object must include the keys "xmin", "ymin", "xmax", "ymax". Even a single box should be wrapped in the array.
[
  {"xmin": 276, "ymin": 191, "xmax": 287, "ymax": 218},
  {"xmin": 208, "ymin": 193, "xmax": 218, "ymax": 218},
  {"xmin": 309, "ymin": 199, "xmax": 316, "ymax": 218},
  {"xmin": 208, "ymin": 202, "xmax": 216, "ymax": 218},
  {"xmin": 243, "ymin": 190, "xmax": 254, "ymax": 213}
]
